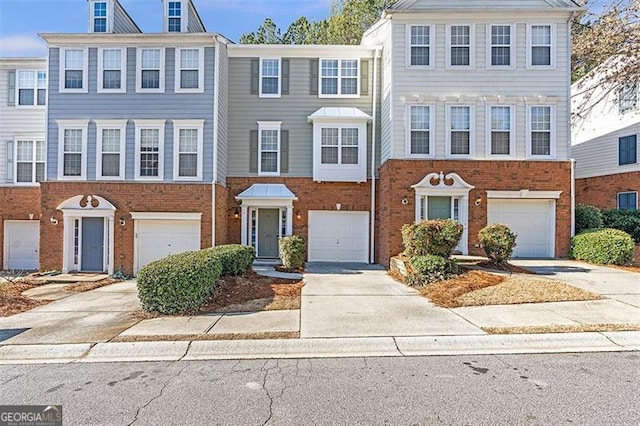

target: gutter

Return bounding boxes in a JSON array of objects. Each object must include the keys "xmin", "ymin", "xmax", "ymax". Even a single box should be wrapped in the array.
[{"xmin": 370, "ymin": 48, "xmax": 380, "ymax": 264}]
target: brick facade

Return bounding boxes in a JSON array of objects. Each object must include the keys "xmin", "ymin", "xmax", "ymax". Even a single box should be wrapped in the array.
[
  {"xmin": 39, "ymin": 182, "xmax": 212, "ymax": 276},
  {"xmin": 0, "ymin": 187, "xmax": 42, "ymax": 270},
  {"xmin": 575, "ymin": 171, "xmax": 640, "ymax": 210},
  {"xmin": 214, "ymin": 184, "xmax": 229, "ymax": 245},
  {"xmin": 376, "ymin": 160, "xmax": 573, "ymax": 266}
]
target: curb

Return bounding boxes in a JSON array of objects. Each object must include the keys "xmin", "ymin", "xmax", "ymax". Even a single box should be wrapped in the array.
[{"xmin": 0, "ymin": 331, "xmax": 638, "ymax": 364}]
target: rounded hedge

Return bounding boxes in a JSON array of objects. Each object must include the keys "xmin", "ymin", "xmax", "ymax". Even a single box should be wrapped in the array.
[
  {"xmin": 570, "ymin": 228, "xmax": 635, "ymax": 265},
  {"xmin": 478, "ymin": 223, "xmax": 517, "ymax": 266},
  {"xmin": 575, "ymin": 204, "xmax": 604, "ymax": 234},
  {"xmin": 407, "ymin": 255, "xmax": 459, "ymax": 287},
  {"xmin": 279, "ymin": 235, "xmax": 305, "ymax": 269},
  {"xmin": 401, "ymin": 219, "xmax": 463, "ymax": 258},
  {"xmin": 602, "ymin": 209, "xmax": 640, "ymax": 243},
  {"xmin": 208, "ymin": 244, "xmax": 255, "ymax": 276}
]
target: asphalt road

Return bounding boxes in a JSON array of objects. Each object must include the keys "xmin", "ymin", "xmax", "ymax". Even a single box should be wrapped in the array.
[{"xmin": 1, "ymin": 352, "xmax": 638, "ymax": 425}]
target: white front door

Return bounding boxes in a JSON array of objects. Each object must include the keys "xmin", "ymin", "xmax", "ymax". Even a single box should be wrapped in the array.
[
  {"xmin": 134, "ymin": 219, "xmax": 201, "ymax": 274},
  {"xmin": 308, "ymin": 211, "xmax": 369, "ymax": 262},
  {"xmin": 4, "ymin": 221, "xmax": 39, "ymax": 270}
]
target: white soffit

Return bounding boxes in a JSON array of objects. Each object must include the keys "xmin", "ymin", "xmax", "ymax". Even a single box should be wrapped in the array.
[{"xmin": 236, "ymin": 184, "xmax": 297, "ymax": 201}]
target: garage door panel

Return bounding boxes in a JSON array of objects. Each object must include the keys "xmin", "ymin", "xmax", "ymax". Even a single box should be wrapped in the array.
[
  {"xmin": 308, "ymin": 211, "xmax": 369, "ymax": 262},
  {"xmin": 135, "ymin": 220, "xmax": 201, "ymax": 274},
  {"xmin": 4, "ymin": 221, "xmax": 40, "ymax": 270}
]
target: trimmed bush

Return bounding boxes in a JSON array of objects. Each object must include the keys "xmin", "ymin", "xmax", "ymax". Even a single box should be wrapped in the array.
[
  {"xmin": 602, "ymin": 209, "xmax": 640, "ymax": 242},
  {"xmin": 208, "ymin": 244, "xmax": 255, "ymax": 276},
  {"xmin": 570, "ymin": 228, "xmax": 635, "ymax": 265},
  {"xmin": 137, "ymin": 250, "xmax": 223, "ymax": 314},
  {"xmin": 401, "ymin": 219, "xmax": 464, "ymax": 258},
  {"xmin": 279, "ymin": 235, "xmax": 305, "ymax": 269},
  {"xmin": 478, "ymin": 223, "xmax": 517, "ymax": 266},
  {"xmin": 575, "ymin": 204, "xmax": 604, "ymax": 234},
  {"xmin": 407, "ymin": 255, "xmax": 459, "ymax": 287}
]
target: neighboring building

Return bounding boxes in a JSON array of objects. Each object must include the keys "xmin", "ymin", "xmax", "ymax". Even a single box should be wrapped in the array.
[
  {"xmin": 0, "ymin": 58, "xmax": 47, "ymax": 271},
  {"xmin": 571, "ymin": 58, "xmax": 639, "ymax": 211}
]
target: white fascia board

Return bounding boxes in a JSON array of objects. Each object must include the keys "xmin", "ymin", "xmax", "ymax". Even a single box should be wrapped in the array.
[
  {"xmin": 486, "ymin": 190, "xmax": 563, "ymax": 199},
  {"xmin": 228, "ymin": 45, "xmax": 382, "ymax": 58},
  {"xmin": 39, "ymin": 33, "xmax": 216, "ymax": 47},
  {"xmin": 130, "ymin": 212, "xmax": 203, "ymax": 220}
]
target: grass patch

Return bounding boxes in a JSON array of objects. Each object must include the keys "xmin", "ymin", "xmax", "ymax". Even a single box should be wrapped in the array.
[
  {"xmin": 484, "ymin": 323, "xmax": 640, "ymax": 334},
  {"xmin": 112, "ymin": 331, "xmax": 299, "ymax": 342},
  {"xmin": 419, "ymin": 270, "xmax": 505, "ymax": 308},
  {"xmin": 0, "ymin": 279, "xmax": 50, "ymax": 316}
]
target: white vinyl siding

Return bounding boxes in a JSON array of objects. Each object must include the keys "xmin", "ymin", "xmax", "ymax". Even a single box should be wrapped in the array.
[
  {"xmin": 320, "ymin": 59, "xmax": 359, "ymax": 98},
  {"xmin": 172, "ymin": 119, "xmax": 204, "ymax": 180},
  {"xmin": 175, "ymin": 48, "xmax": 204, "ymax": 93},
  {"xmin": 259, "ymin": 58, "xmax": 280, "ymax": 98},
  {"xmin": 60, "ymin": 48, "xmax": 88, "ymax": 93},
  {"xmin": 258, "ymin": 121, "xmax": 281, "ymax": 176},
  {"xmin": 97, "ymin": 48, "xmax": 126, "ymax": 93},
  {"xmin": 95, "ymin": 120, "xmax": 126, "ymax": 180},
  {"xmin": 16, "ymin": 70, "xmax": 46, "ymax": 107},
  {"xmin": 134, "ymin": 120, "xmax": 165, "ymax": 180},
  {"xmin": 57, "ymin": 120, "xmax": 89, "ymax": 180},
  {"xmin": 136, "ymin": 48, "xmax": 165, "ymax": 93}
]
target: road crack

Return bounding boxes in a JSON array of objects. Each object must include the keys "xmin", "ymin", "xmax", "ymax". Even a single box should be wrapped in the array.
[{"xmin": 128, "ymin": 362, "xmax": 187, "ymax": 425}]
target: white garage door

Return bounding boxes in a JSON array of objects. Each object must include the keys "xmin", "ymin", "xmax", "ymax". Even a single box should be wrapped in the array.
[
  {"xmin": 308, "ymin": 211, "xmax": 369, "ymax": 262},
  {"xmin": 487, "ymin": 199, "xmax": 554, "ymax": 258},
  {"xmin": 135, "ymin": 220, "xmax": 201, "ymax": 274},
  {"xmin": 4, "ymin": 221, "xmax": 39, "ymax": 270}
]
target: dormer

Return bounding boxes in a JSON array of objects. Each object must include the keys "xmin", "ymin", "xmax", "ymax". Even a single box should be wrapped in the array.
[
  {"xmin": 87, "ymin": 0, "xmax": 141, "ymax": 34},
  {"xmin": 162, "ymin": 0, "xmax": 206, "ymax": 33}
]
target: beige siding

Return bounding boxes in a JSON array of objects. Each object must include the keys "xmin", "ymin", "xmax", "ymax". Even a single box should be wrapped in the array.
[
  {"xmin": 216, "ymin": 42, "xmax": 229, "ymax": 185},
  {"xmin": 573, "ymin": 123, "xmax": 640, "ymax": 179}
]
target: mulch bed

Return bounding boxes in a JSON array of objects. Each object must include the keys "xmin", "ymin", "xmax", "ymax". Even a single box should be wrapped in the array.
[
  {"xmin": 419, "ymin": 270, "xmax": 506, "ymax": 308},
  {"xmin": 474, "ymin": 261, "xmax": 535, "ymax": 274},
  {"xmin": 64, "ymin": 278, "xmax": 120, "ymax": 292},
  {"xmin": 274, "ymin": 265, "xmax": 304, "ymax": 273},
  {"xmin": 0, "ymin": 279, "xmax": 50, "ymax": 316}
]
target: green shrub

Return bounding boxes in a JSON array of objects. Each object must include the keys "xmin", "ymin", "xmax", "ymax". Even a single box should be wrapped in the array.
[
  {"xmin": 478, "ymin": 223, "xmax": 517, "ymax": 266},
  {"xmin": 279, "ymin": 235, "xmax": 305, "ymax": 269},
  {"xmin": 575, "ymin": 204, "xmax": 604, "ymax": 234},
  {"xmin": 208, "ymin": 244, "xmax": 255, "ymax": 276},
  {"xmin": 137, "ymin": 250, "xmax": 223, "ymax": 314},
  {"xmin": 602, "ymin": 209, "xmax": 640, "ymax": 242},
  {"xmin": 570, "ymin": 228, "xmax": 635, "ymax": 265},
  {"xmin": 407, "ymin": 255, "xmax": 459, "ymax": 287},
  {"xmin": 401, "ymin": 219, "xmax": 464, "ymax": 258}
]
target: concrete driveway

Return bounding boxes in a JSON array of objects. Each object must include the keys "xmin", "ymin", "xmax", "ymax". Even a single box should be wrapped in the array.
[{"xmin": 300, "ymin": 262, "xmax": 484, "ymax": 338}]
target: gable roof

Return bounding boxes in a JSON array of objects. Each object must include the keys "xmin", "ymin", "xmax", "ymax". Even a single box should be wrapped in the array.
[{"xmin": 390, "ymin": 0, "xmax": 583, "ymax": 11}]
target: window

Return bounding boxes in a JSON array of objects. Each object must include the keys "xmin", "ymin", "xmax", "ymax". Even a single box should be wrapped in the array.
[
  {"xmin": 134, "ymin": 120, "xmax": 165, "ymax": 180},
  {"xmin": 98, "ymin": 48, "xmax": 126, "ymax": 93},
  {"xmin": 57, "ymin": 120, "xmax": 88, "ymax": 180},
  {"xmin": 175, "ymin": 48, "xmax": 204, "ymax": 92},
  {"xmin": 488, "ymin": 105, "xmax": 514, "ymax": 156},
  {"xmin": 95, "ymin": 120, "xmax": 126, "ymax": 180},
  {"xmin": 408, "ymin": 25, "xmax": 432, "ymax": 67},
  {"xmin": 619, "ymin": 82, "xmax": 638, "ymax": 113},
  {"xmin": 618, "ymin": 192, "xmax": 638, "ymax": 211},
  {"xmin": 488, "ymin": 25, "xmax": 513, "ymax": 67},
  {"xmin": 320, "ymin": 59, "xmax": 359, "ymax": 97},
  {"xmin": 311, "ymin": 118, "xmax": 367, "ymax": 183},
  {"xmin": 528, "ymin": 105, "xmax": 554, "ymax": 157},
  {"xmin": 529, "ymin": 24, "xmax": 553, "ymax": 67},
  {"xmin": 15, "ymin": 140, "xmax": 45, "ymax": 183},
  {"xmin": 60, "ymin": 49, "xmax": 87, "ymax": 92},
  {"xmin": 447, "ymin": 105, "xmax": 473, "ymax": 156},
  {"xmin": 258, "ymin": 122, "xmax": 281, "ymax": 175},
  {"xmin": 259, "ymin": 58, "xmax": 280, "ymax": 97},
  {"xmin": 167, "ymin": 1, "xmax": 182, "ymax": 32},
  {"xmin": 136, "ymin": 48, "xmax": 164, "ymax": 92},
  {"xmin": 448, "ymin": 25, "xmax": 473, "ymax": 67},
  {"xmin": 91, "ymin": 1, "xmax": 108, "ymax": 33},
  {"xmin": 618, "ymin": 135, "xmax": 637, "ymax": 166},
  {"xmin": 173, "ymin": 120, "xmax": 204, "ymax": 180},
  {"xmin": 407, "ymin": 105, "xmax": 433, "ymax": 157},
  {"xmin": 17, "ymin": 70, "xmax": 46, "ymax": 106},
  {"xmin": 320, "ymin": 127, "xmax": 359, "ymax": 165}
]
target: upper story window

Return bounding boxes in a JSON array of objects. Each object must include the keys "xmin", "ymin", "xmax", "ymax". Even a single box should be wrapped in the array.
[
  {"xmin": 407, "ymin": 105, "xmax": 434, "ymax": 157},
  {"xmin": 487, "ymin": 105, "xmax": 514, "ymax": 156},
  {"xmin": 136, "ymin": 48, "xmax": 165, "ymax": 93},
  {"xmin": 447, "ymin": 25, "xmax": 473, "ymax": 68},
  {"xmin": 15, "ymin": 139, "xmax": 45, "ymax": 183},
  {"xmin": 134, "ymin": 120, "xmax": 165, "ymax": 180},
  {"xmin": 173, "ymin": 120, "xmax": 204, "ymax": 180},
  {"xmin": 175, "ymin": 48, "xmax": 204, "ymax": 93},
  {"xmin": 527, "ymin": 105, "xmax": 555, "ymax": 157},
  {"xmin": 98, "ymin": 48, "xmax": 126, "ymax": 93},
  {"xmin": 618, "ymin": 135, "xmax": 637, "ymax": 166},
  {"xmin": 408, "ymin": 25, "xmax": 433, "ymax": 67},
  {"xmin": 528, "ymin": 24, "xmax": 554, "ymax": 68},
  {"xmin": 60, "ymin": 49, "xmax": 87, "ymax": 93},
  {"xmin": 90, "ymin": 1, "xmax": 109, "ymax": 33},
  {"xmin": 259, "ymin": 58, "xmax": 280, "ymax": 97},
  {"xmin": 167, "ymin": 1, "xmax": 183, "ymax": 32},
  {"xmin": 488, "ymin": 25, "xmax": 514, "ymax": 67},
  {"xmin": 258, "ymin": 121, "xmax": 281, "ymax": 176},
  {"xmin": 320, "ymin": 128, "xmax": 359, "ymax": 165},
  {"xmin": 618, "ymin": 192, "xmax": 638, "ymax": 211},
  {"xmin": 57, "ymin": 120, "xmax": 89, "ymax": 180},
  {"xmin": 320, "ymin": 59, "xmax": 359, "ymax": 97},
  {"xmin": 17, "ymin": 70, "xmax": 46, "ymax": 107},
  {"xmin": 619, "ymin": 82, "xmax": 638, "ymax": 113},
  {"xmin": 447, "ymin": 105, "xmax": 474, "ymax": 157},
  {"xmin": 95, "ymin": 120, "xmax": 126, "ymax": 180}
]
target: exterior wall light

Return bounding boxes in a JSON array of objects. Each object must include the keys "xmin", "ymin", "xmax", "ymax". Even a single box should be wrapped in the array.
[
  {"xmin": 401, "ymin": 196, "xmax": 409, "ymax": 205},
  {"xmin": 50, "ymin": 217, "xmax": 59, "ymax": 225},
  {"xmin": 475, "ymin": 198, "xmax": 482, "ymax": 206},
  {"xmin": 119, "ymin": 217, "xmax": 126, "ymax": 227},
  {"xmin": 234, "ymin": 208, "xmax": 240, "ymax": 219}
]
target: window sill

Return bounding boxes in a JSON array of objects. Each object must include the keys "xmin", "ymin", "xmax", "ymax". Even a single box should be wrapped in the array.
[{"xmin": 318, "ymin": 94, "xmax": 360, "ymax": 99}]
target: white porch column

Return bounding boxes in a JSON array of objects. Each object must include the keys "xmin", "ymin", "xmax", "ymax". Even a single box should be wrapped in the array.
[
  {"xmin": 108, "ymin": 215, "xmax": 115, "ymax": 275},
  {"xmin": 61, "ymin": 216, "xmax": 72, "ymax": 273},
  {"xmin": 285, "ymin": 205, "xmax": 293, "ymax": 236},
  {"xmin": 240, "ymin": 205, "xmax": 249, "ymax": 245},
  {"xmin": 460, "ymin": 194, "xmax": 469, "ymax": 255}
]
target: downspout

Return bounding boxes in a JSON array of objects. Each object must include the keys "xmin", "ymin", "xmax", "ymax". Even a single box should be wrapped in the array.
[
  {"xmin": 369, "ymin": 48, "xmax": 380, "ymax": 264},
  {"xmin": 211, "ymin": 35, "xmax": 221, "ymax": 247},
  {"xmin": 568, "ymin": 14, "xmax": 578, "ymax": 241},
  {"xmin": 571, "ymin": 159, "xmax": 576, "ymax": 238}
]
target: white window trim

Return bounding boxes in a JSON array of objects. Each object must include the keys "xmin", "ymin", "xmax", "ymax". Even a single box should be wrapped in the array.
[
  {"xmin": 405, "ymin": 103, "xmax": 435, "ymax": 159},
  {"xmin": 445, "ymin": 104, "xmax": 475, "ymax": 158},
  {"xmin": 617, "ymin": 191, "xmax": 638, "ymax": 210},
  {"xmin": 88, "ymin": 0, "xmax": 113, "ymax": 33},
  {"xmin": 406, "ymin": 24, "xmax": 435, "ymax": 69},
  {"xmin": 172, "ymin": 119, "xmax": 204, "ymax": 181},
  {"xmin": 257, "ymin": 121, "xmax": 281, "ymax": 176},
  {"xmin": 526, "ymin": 23, "xmax": 556, "ymax": 69},
  {"xmin": 312, "ymin": 120, "xmax": 368, "ymax": 183},
  {"xmin": 97, "ymin": 47, "xmax": 127, "ymax": 93},
  {"xmin": 258, "ymin": 58, "xmax": 281, "ymax": 98},
  {"xmin": 57, "ymin": 119, "xmax": 89, "ymax": 180},
  {"xmin": 13, "ymin": 135, "xmax": 45, "ymax": 185},
  {"xmin": 446, "ymin": 24, "xmax": 475, "ymax": 69},
  {"xmin": 486, "ymin": 24, "xmax": 515, "ymax": 69},
  {"xmin": 174, "ymin": 47, "xmax": 205, "ymax": 93},
  {"xmin": 485, "ymin": 104, "xmax": 516, "ymax": 158},
  {"xmin": 136, "ymin": 47, "xmax": 166, "ymax": 93},
  {"xmin": 95, "ymin": 119, "xmax": 127, "ymax": 181},
  {"xmin": 134, "ymin": 119, "xmax": 166, "ymax": 181},
  {"xmin": 526, "ymin": 104, "xmax": 556, "ymax": 159},
  {"xmin": 319, "ymin": 58, "xmax": 360, "ymax": 99},
  {"xmin": 164, "ymin": 0, "xmax": 187, "ymax": 33},
  {"xmin": 15, "ymin": 69, "xmax": 47, "ymax": 108},
  {"xmin": 59, "ymin": 48, "xmax": 89, "ymax": 94}
]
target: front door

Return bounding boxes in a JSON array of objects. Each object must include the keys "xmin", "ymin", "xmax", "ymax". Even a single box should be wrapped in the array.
[
  {"xmin": 81, "ymin": 217, "xmax": 104, "ymax": 271},
  {"xmin": 258, "ymin": 209, "xmax": 279, "ymax": 257}
]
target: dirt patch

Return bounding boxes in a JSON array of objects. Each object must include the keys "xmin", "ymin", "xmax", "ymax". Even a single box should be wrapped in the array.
[
  {"xmin": 0, "ymin": 280, "xmax": 50, "ymax": 316},
  {"xmin": 64, "ymin": 278, "xmax": 121, "ymax": 292},
  {"xmin": 606, "ymin": 264, "xmax": 640, "ymax": 273},
  {"xmin": 112, "ymin": 331, "xmax": 299, "ymax": 342},
  {"xmin": 484, "ymin": 323, "xmax": 640, "ymax": 334},
  {"xmin": 200, "ymin": 270, "xmax": 303, "ymax": 313},
  {"xmin": 274, "ymin": 265, "xmax": 304, "ymax": 274},
  {"xmin": 474, "ymin": 261, "xmax": 535, "ymax": 274},
  {"xmin": 131, "ymin": 310, "xmax": 160, "ymax": 321},
  {"xmin": 419, "ymin": 270, "xmax": 506, "ymax": 308}
]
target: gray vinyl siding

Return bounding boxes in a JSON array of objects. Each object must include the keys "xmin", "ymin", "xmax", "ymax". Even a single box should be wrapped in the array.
[
  {"xmin": 216, "ymin": 42, "xmax": 229, "ymax": 184},
  {"xmin": 573, "ymin": 124, "xmax": 640, "ymax": 179},
  {"xmin": 227, "ymin": 57, "xmax": 380, "ymax": 178},
  {"xmin": 47, "ymin": 46, "xmax": 216, "ymax": 182},
  {"xmin": 187, "ymin": 1, "xmax": 205, "ymax": 33},
  {"xmin": 113, "ymin": 1, "xmax": 141, "ymax": 34}
]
